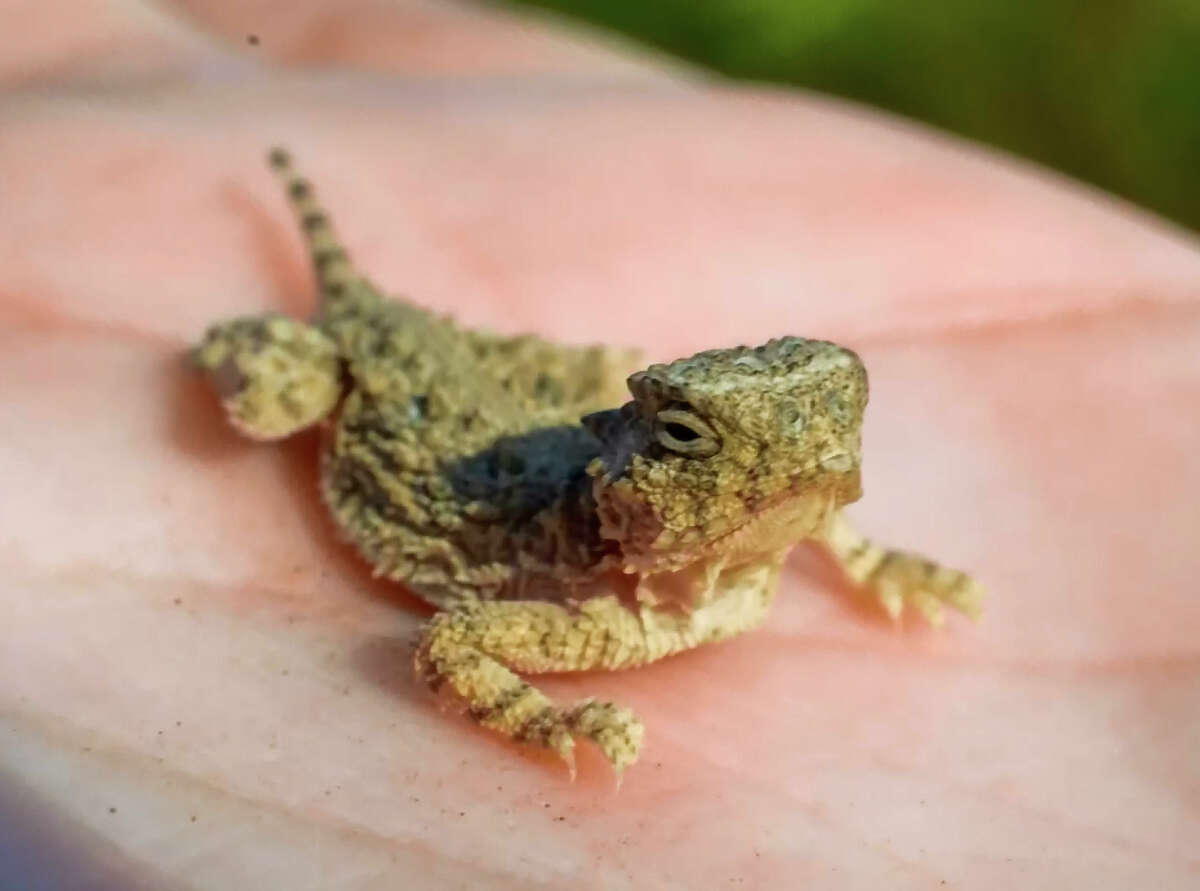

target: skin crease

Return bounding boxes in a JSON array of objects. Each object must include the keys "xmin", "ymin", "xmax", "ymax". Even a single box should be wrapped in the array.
[{"xmin": 2, "ymin": 0, "xmax": 1200, "ymax": 888}]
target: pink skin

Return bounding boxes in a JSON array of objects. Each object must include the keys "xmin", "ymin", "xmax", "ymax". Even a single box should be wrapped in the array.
[{"xmin": 3, "ymin": 1, "xmax": 1200, "ymax": 887}]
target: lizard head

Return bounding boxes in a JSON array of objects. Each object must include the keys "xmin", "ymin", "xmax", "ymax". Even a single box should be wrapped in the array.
[{"xmin": 583, "ymin": 337, "xmax": 867, "ymax": 574}]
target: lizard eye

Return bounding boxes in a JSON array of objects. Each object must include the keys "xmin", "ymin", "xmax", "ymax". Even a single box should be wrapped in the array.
[{"xmin": 655, "ymin": 408, "xmax": 720, "ymax": 457}]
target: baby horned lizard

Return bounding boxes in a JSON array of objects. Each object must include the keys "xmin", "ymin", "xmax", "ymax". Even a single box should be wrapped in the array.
[{"xmin": 192, "ymin": 150, "xmax": 983, "ymax": 778}]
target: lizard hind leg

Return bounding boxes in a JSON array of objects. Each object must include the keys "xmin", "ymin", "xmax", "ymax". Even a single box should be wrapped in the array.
[{"xmin": 191, "ymin": 314, "xmax": 341, "ymax": 441}]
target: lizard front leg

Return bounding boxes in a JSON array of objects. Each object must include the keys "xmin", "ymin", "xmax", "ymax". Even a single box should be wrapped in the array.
[
  {"xmin": 413, "ymin": 559, "xmax": 782, "ymax": 777},
  {"xmin": 826, "ymin": 512, "xmax": 983, "ymax": 625},
  {"xmin": 414, "ymin": 597, "xmax": 643, "ymax": 777}
]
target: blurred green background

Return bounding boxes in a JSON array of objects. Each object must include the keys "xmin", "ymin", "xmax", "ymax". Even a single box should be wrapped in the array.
[{"xmin": 507, "ymin": 0, "xmax": 1200, "ymax": 231}]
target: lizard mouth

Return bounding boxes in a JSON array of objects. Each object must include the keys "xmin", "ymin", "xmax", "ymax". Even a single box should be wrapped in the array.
[
  {"xmin": 601, "ymin": 449, "xmax": 861, "ymax": 572},
  {"xmin": 684, "ymin": 452, "xmax": 861, "ymax": 557}
]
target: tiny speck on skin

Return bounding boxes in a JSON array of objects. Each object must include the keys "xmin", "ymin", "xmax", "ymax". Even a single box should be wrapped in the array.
[
  {"xmin": 108, "ymin": 807, "xmax": 117, "ymax": 814},
  {"xmin": 247, "ymin": 34, "xmax": 259, "ymax": 45},
  {"xmin": 173, "ymin": 598, "xmax": 182, "ymax": 606},
  {"xmin": 190, "ymin": 815, "xmax": 197, "ymax": 823}
]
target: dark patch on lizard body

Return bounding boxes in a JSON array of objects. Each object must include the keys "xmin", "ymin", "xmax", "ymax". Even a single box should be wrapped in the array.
[{"xmin": 316, "ymin": 286, "xmax": 633, "ymax": 605}]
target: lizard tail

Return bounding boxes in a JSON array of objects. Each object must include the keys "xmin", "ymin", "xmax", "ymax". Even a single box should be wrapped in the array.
[{"xmin": 267, "ymin": 147, "xmax": 359, "ymax": 305}]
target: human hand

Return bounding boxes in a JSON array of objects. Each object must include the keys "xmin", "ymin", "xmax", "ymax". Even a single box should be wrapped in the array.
[{"xmin": 3, "ymin": 1, "xmax": 1198, "ymax": 887}]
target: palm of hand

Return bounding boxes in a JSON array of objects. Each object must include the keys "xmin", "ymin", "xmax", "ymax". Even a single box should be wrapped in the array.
[{"xmin": 2, "ymin": 1, "xmax": 1199, "ymax": 887}]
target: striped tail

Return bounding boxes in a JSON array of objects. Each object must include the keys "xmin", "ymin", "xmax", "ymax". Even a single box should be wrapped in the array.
[{"xmin": 267, "ymin": 147, "xmax": 359, "ymax": 304}]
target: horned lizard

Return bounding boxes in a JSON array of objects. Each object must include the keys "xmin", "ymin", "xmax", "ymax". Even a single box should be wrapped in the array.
[{"xmin": 191, "ymin": 150, "xmax": 983, "ymax": 777}]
